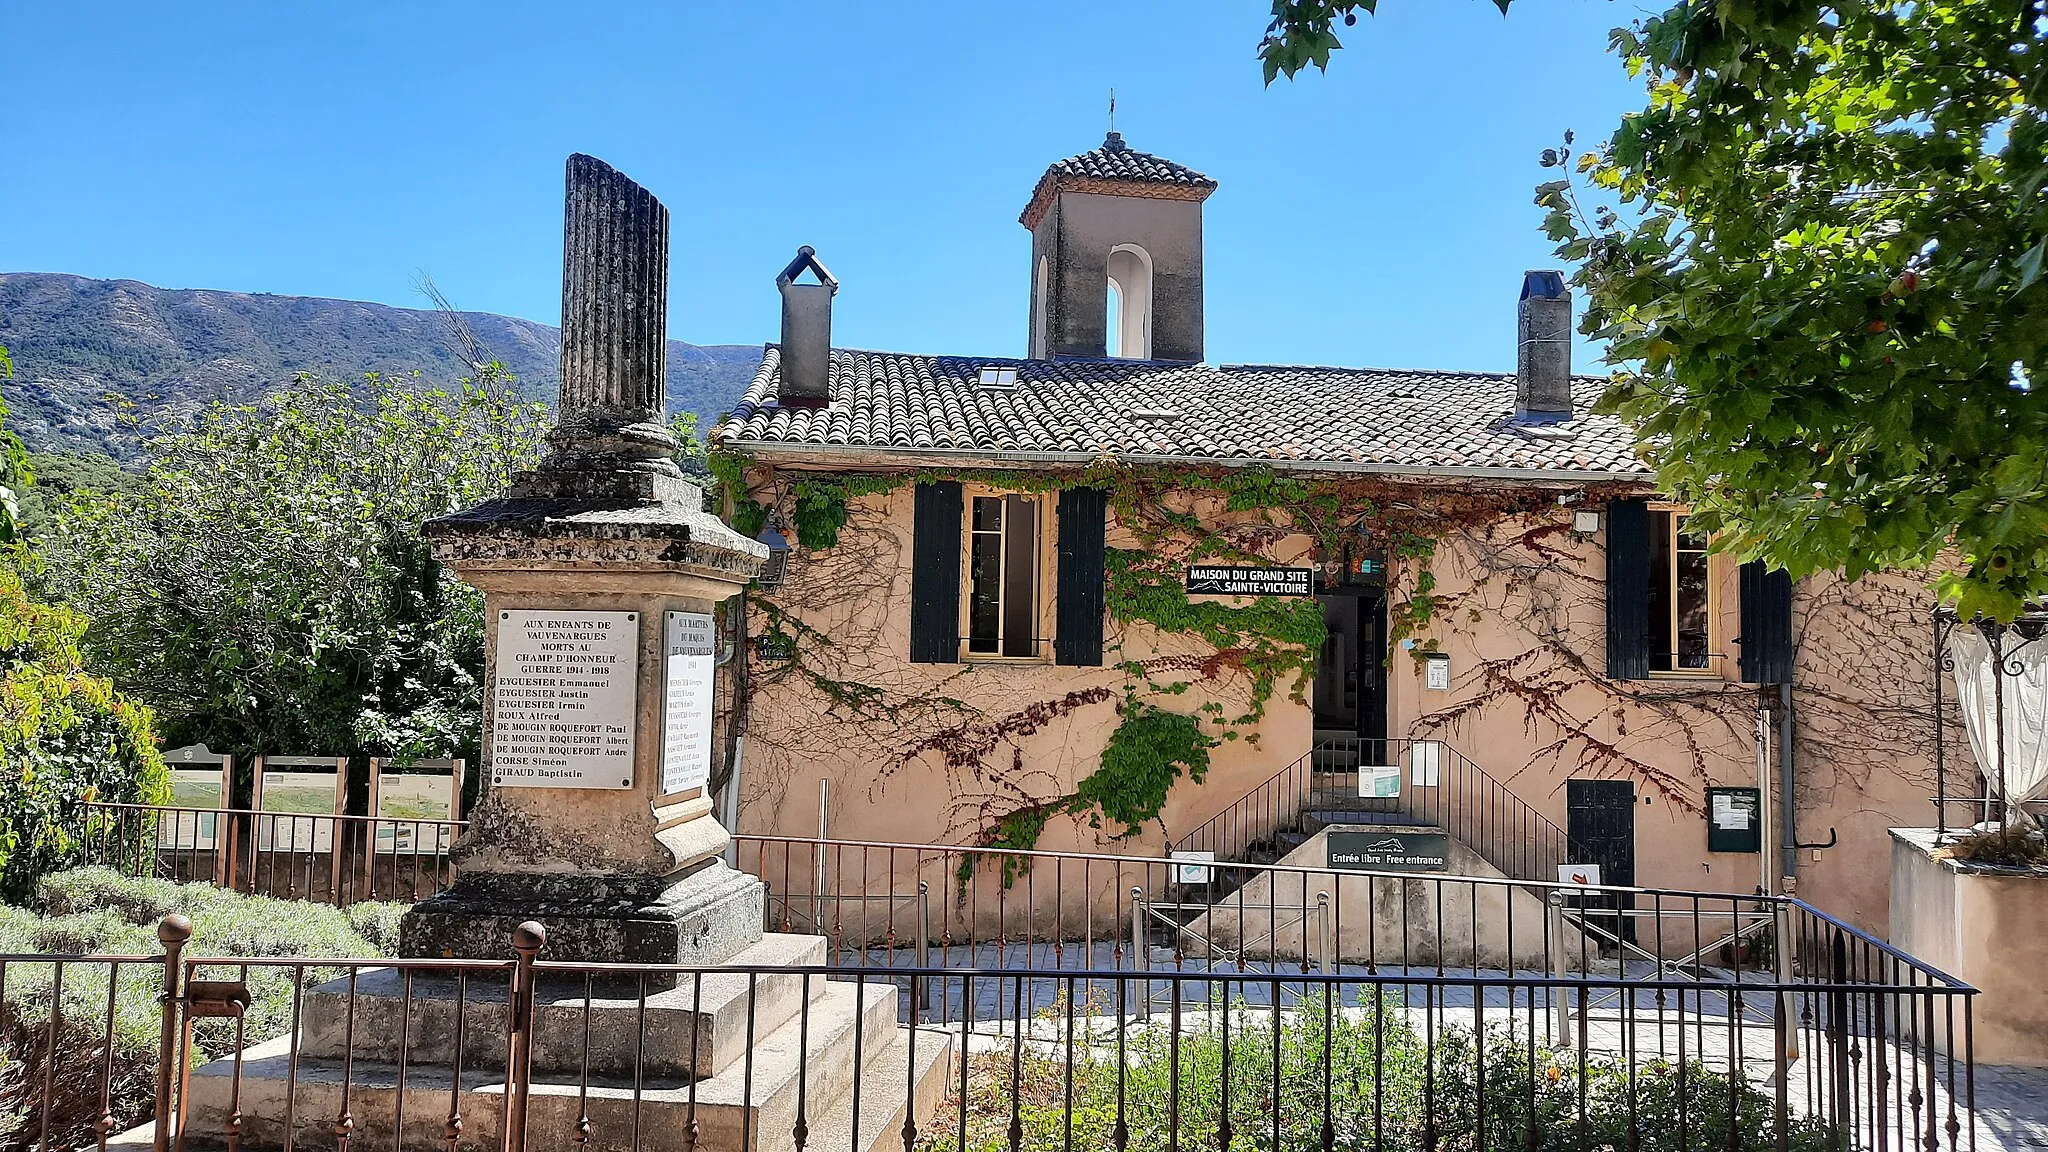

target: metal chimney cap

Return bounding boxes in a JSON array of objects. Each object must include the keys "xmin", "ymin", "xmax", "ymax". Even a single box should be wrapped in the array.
[
  {"xmin": 1520, "ymin": 270, "xmax": 1568, "ymax": 300},
  {"xmin": 777, "ymin": 245, "xmax": 840, "ymax": 293}
]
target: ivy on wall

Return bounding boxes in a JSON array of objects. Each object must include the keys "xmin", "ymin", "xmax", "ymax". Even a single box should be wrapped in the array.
[{"xmin": 712, "ymin": 447, "xmax": 1626, "ymax": 866}]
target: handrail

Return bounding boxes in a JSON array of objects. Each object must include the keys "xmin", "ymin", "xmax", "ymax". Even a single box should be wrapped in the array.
[
  {"xmin": 1170, "ymin": 735, "xmax": 1584, "ymax": 885},
  {"xmin": 86, "ymin": 800, "xmax": 465, "ymax": 831},
  {"xmin": 736, "ymin": 830, "xmax": 1668, "ymax": 899}
]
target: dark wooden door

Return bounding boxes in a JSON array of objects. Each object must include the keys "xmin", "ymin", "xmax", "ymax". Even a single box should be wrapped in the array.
[{"xmin": 1566, "ymin": 779, "xmax": 1637, "ymax": 943}]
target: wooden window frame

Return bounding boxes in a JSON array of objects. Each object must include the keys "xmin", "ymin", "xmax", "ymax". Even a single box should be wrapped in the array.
[
  {"xmin": 1647, "ymin": 502, "xmax": 1725, "ymax": 679},
  {"xmin": 958, "ymin": 487, "xmax": 1054, "ymax": 664}
]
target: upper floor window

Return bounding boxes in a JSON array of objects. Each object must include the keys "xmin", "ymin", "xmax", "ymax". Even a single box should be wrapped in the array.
[
  {"xmin": 1607, "ymin": 497, "xmax": 1790, "ymax": 683},
  {"xmin": 967, "ymin": 493, "xmax": 1041, "ymax": 657},
  {"xmin": 1649, "ymin": 508, "xmax": 1713, "ymax": 672}
]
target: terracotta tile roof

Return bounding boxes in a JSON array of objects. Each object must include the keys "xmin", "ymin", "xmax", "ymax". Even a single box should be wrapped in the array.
[
  {"xmin": 715, "ymin": 347, "xmax": 1651, "ymax": 480},
  {"xmin": 1020, "ymin": 134, "xmax": 1219, "ymax": 228}
]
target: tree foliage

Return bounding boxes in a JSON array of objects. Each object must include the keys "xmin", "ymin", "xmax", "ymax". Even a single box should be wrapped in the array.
[
  {"xmin": 43, "ymin": 373, "xmax": 547, "ymax": 765},
  {"xmin": 1262, "ymin": 0, "xmax": 2048, "ymax": 620},
  {"xmin": 0, "ymin": 344, "xmax": 168, "ymax": 899}
]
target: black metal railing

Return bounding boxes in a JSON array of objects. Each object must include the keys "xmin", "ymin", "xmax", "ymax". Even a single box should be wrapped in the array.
[
  {"xmin": 736, "ymin": 833, "xmax": 1952, "ymax": 1001},
  {"xmin": 1165, "ymin": 736, "xmax": 1581, "ymax": 885},
  {"xmin": 77, "ymin": 806, "xmax": 1906, "ymax": 1000},
  {"xmin": 0, "ymin": 916, "xmax": 1977, "ymax": 1152},
  {"xmin": 81, "ymin": 800, "xmax": 464, "ymax": 906}
]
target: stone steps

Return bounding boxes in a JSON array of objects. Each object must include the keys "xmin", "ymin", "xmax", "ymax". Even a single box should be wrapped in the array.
[
  {"xmin": 299, "ymin": 933, "xmax": 831, "ymax": 1078},
  {"xmin": 800, "ymin": 1026, "xmax": 954, "ymax": 1152},
  {"xmin": 169, "ymin": 977, "xmax": 954, "ymax": 1152}
]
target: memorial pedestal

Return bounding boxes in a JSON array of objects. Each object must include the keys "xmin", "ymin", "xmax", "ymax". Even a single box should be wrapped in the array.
[
  {"xmin": 111, "ymin": 153, "xmax": 960, "ymax": 1152},
  {"xmin": 397, "ymin": 470, "xmax": 769, "ymax": 965}
]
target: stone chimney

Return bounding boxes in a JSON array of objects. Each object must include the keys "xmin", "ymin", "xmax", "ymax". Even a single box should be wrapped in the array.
[
  {"xmin": 1516, "ymin": 269, "xmax": 1573, "ymax": 420},
  {"xmin": 776, "ymin": 246, "xmax": 838, "ymax": 408}
]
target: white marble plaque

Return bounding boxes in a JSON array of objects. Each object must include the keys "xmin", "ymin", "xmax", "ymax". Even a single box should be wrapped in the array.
[
  {"xmin": 661, "ymin": 611, "xmax": 717, "ymax": 795},
  {"xmin": 491, "ymin": 609, "xmax": 638, "ymax": 789}
]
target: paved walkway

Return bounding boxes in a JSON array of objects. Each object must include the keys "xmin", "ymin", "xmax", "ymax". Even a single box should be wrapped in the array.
[{"xmin": 1971, "ymin": 1063, "xmax": 2048, "ymax": 1152}]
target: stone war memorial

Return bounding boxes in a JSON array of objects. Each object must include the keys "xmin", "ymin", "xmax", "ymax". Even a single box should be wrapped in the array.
[{"xmin": 146, "ymin": 154, "xmax": 951, "ymax": 1152}]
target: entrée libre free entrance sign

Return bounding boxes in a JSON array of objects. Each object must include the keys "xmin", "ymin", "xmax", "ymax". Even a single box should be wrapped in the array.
[
  {"xmin": 1184, "ymin": 565, "xmax": 1314, "ymax": 597},
  {"xmin": 491, "ymin": 609, "xmax": 638, "ymax": 788},
  {"xmin": 1326, "ymin": 829, "xmax": 1452, "ymax": 872}
]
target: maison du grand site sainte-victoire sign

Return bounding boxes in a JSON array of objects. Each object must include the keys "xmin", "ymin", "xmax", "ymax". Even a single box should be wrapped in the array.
[
  {"xmin": 1184, "ymin": 565, "xmax": 1315, "ymax": 597},
  {"xmin": 490, "ymin": 609, "xmax": 716, "ymax": 793}
]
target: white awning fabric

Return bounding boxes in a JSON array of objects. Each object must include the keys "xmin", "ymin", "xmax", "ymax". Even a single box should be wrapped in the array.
[{"xmin": 1948, "ymin": 627, "xmax": 2048, "ymax": 827}]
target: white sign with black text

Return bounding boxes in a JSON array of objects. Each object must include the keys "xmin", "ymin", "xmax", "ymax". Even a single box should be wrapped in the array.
[
  {"xmin": 490, "ymin": 609, "xmax": 638, "ymax": 789},
  {"xmin": 661, "ymin": 611, "xmax": 717, "ymax": 795}
]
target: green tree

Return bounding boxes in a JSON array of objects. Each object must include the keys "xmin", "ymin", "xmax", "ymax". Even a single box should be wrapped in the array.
[
  {"xmin": 43, "ymin": 373, "xmax": 547, "ymax": 767},
  {"xmin": 1259, "ymin": 0, "xmax": 2048, "ymax": 620},
  {"xmin": 0, "ymin": 346, "xmax": 167, "ymax": 899}
]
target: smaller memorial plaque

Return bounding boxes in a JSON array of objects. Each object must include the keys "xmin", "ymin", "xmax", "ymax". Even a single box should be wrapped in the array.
[
  {"xmin": 661, "ymin": 611, "xmax": 717, "ymax": 795},
  {"xmin": 1184, "ymin": 565, "xmax": 1314, "ymax": 597},
  {"xmin": 491, "ymin": 609, "xmax": 639, "ymax": 789}
]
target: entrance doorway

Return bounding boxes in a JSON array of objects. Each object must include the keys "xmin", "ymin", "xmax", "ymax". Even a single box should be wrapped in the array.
[
  {"xmin": 1312, "ymin": 592, "xmax": 1388, "ymax": 744},
  {"xmin": 1566, "ymin": 779, "xmax": 1638, "ymax": 943}
]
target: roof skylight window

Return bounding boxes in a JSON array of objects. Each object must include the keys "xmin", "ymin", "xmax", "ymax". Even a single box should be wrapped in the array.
[{"xmin": 978, "ymin": 367, "xmax": 1019, "ymax": 389}]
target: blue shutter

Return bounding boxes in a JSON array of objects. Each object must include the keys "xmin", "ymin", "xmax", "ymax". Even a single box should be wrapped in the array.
[
  {"xmin": 1605, "ymin": 499, "xmax": 1651, "ymax": 680},
  {"xmin": 1738, "ymin": 561, "xmax": 1795, "ymax": 684},
  {"xmin": 1055, "ymin": 488, "xmax": 1108, "ymax": 666},
  {"xmin": 910, "ymin": 482, "xmax": 962, "ymax": 664}
]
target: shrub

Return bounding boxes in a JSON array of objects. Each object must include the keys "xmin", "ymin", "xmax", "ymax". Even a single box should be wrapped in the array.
[
  {"xmin": 921, "ymin": 988, "xmax": 1835, "ymax": 1152},
  {"xmin": 0, "ymin": 868, "xmax": 398, "ymax": 1148},
  {"xmin": 1934, "ymin": 824, "xmax": 2048, "ymax": 869},
  {"xmin": 0, "ymin": 566, "xmax": 166, "ymax": 903}
]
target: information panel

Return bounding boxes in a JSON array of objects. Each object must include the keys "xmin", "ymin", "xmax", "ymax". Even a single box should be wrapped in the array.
[
  {"xmin": 254, "ymin": 755, "xmax": 346, "ymax": 853},
  {"xmin": 661, "ymin": 611, "xmax": 717, "ymax": 795},
  {"xmin": 160, "ymin": 744, "xmax": 231, "ymax": 851},
  {"xmin": 491, "ymin": 609, "xmax": 638, "ymax": 789},
  {"xmin": 372, "ymin": 758, "xmax": 463, "ymax": 854},
  {"xmin": 1706, "ymin": 786, "xmax": 1763, "ymax": 853}
]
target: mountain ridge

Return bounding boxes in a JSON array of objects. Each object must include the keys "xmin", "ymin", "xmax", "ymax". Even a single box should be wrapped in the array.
[{"xmin": 0, "ymin": 271, "xmax": 762, "ymax": 458}]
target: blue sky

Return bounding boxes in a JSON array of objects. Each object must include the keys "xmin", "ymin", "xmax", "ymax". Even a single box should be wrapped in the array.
[{"xmin": 4, "ymin": 2, "xmax": 1645, "ymax": 373}]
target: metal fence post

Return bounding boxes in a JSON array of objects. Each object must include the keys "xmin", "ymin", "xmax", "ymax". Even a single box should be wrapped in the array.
[
  {"xmin": 1772, "ymin": 901, "xmax": 1792, "ymax": 984},
  {"xmin": 916, "ymin": 880, "xmax": 934, "ymax": 1010},
  {"xmin": 1130, "ymin": 886, "xmax": 1150, "ymax": 1021},
  {"xmin": 814, "ymin": 779, "xmax": 829, "ymax": 931},
  {"xmin": 1548, "ymin": 891, "xmax": 1570, "ymax": 1042},
  {"xmin": 153, "ymin": 914, "xmax": 193, "ymax": 1152},
  {"xmin": 1316, "ymin": 891, "xmax": 1333, "ymax": 974},
  {"xmin": 503, "ymin": 921, "xmax": 545, "ymax": 1152}
]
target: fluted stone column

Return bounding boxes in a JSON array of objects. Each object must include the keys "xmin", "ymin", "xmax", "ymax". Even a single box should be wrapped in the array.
[
  {"xmin": 546, "ymin": 154, "xmax": 681, "ymax": 476},
  {"xmin": 406, "ymin": 155, "xmax": 768, "ymax": 967}
]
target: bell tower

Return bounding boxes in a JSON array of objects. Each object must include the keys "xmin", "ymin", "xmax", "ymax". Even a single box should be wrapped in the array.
[{"xmin": 1021, "ymin": 132, "xmax": 1216, "ymax": 363}]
